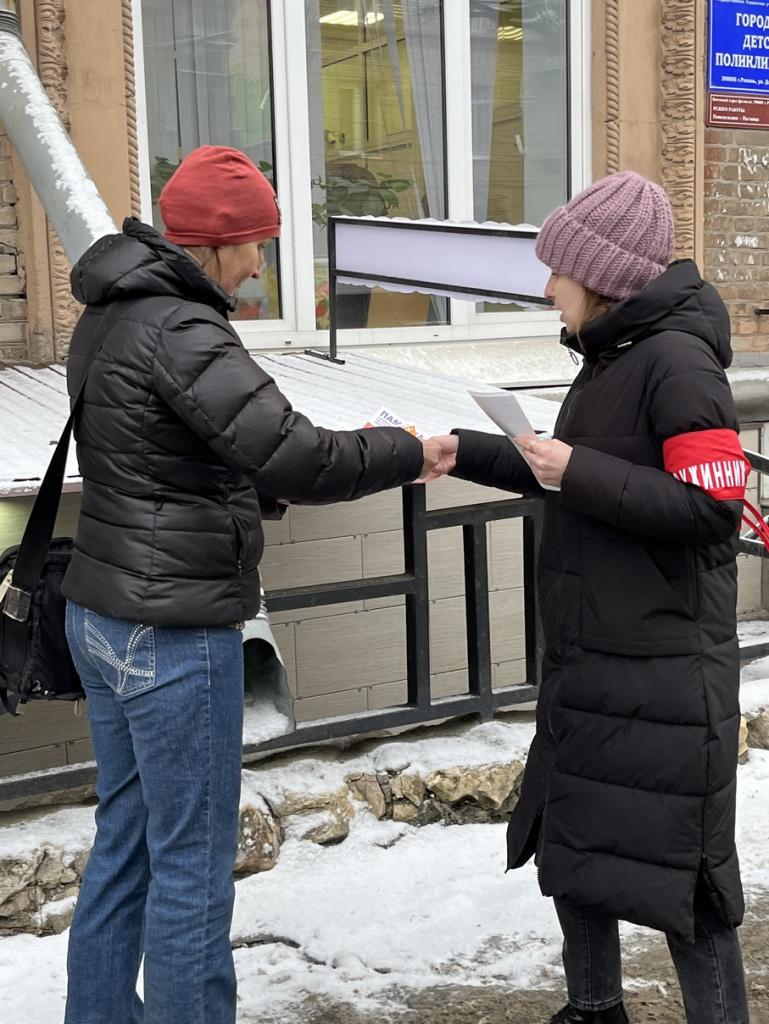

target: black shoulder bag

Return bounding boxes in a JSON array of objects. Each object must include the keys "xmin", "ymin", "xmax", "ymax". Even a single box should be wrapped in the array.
[{"xmin": 0, "ymin": 300, "xmax": 139, "ymax": 715}]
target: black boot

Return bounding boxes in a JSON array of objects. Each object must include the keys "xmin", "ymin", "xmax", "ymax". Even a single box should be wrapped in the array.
[{"xmin": 548, "ymin": 1003, "xmax": 629, "ymax": 1024}]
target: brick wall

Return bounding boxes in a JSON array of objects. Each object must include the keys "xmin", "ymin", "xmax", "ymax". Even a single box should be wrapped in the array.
[
  {"xmin": 0, "ymin": 130, "xmax": 27, "ymax": 362},
  {"xmin": 704, "ymin": 128, "xmax": 769, "ymax": 352}
]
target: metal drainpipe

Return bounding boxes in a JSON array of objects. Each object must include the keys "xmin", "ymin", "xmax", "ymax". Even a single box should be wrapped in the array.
[{"xmin": 0, "ymin": 0, "xmax": 116, "ymax": 264}]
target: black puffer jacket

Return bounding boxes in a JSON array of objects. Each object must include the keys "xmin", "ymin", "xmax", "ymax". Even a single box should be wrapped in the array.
[
  {"xmin": 63, "ymin": 219, "xmax": 423, "ymax": 627},
  {"xmin": 452, "ymin": 260, "xmax": 744, "ymax": 941}
]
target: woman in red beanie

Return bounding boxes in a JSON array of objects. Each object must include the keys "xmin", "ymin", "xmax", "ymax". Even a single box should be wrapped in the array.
[
  {"xmin": 427, "ymin": 171, "xmax": 750, "ymax": 1024},
  {"xmin": 61, "ymin": 145, "xmax": 440, "ymax": 1024}
]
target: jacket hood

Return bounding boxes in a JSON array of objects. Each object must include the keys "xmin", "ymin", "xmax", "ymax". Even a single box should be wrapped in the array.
[
  {"xmin": 70, "ymin": 218, "xmax": 237, "ymax": 314},
  {"xmin": 562, "ymin": 260, "xmax": 733, "ymax": 369}
]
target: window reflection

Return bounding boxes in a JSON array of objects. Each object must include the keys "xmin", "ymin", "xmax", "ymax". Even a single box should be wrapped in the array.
[
  {"xmin": 471, "ymin": 0, "xmax": 568, "ymax": 312},
  {"xmin": 141, "ymin": 0, "xmax": 281, "ymax": 321},
  {"xmin": 307, "ymin": 1, "xmax": 448, "ymax": 330}
]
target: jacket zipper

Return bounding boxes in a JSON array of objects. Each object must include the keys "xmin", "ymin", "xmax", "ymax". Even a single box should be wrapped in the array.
[
  {"xmin": 233, "ymin": 517, "xmax": 247, "ymax": 576},
  {"xmin": 535, "ymin": 797, "xmax": 549, "ymax": 890}
]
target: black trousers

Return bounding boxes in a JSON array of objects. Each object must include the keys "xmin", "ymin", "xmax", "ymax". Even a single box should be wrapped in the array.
[{"xmin": 554, "ymin": 891, "xmax": 749, "ymax": 1023}]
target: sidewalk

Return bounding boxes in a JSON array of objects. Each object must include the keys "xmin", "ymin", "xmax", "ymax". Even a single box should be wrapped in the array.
[{"xmin": 0, "ymin": 708, "xmax": 768, "ymax": 1023}]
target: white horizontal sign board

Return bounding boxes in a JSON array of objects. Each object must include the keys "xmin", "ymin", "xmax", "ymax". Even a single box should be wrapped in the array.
[{"xmin": 332, "ymin": 217, "xmax": 551, "ymax": 304}]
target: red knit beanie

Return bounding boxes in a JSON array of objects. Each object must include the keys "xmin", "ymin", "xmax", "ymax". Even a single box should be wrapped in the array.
[{"xmin": 159, "ymin": 145, "xmax": 281, "ymax": 246}]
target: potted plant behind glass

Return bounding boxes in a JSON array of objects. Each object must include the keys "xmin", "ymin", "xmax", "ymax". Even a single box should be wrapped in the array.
[
  {"xmin": 150, "ymin": 155, "xmax": 275, "ymax": 206},
  {"xmin": 312, "ymin": 162, "xmax": 412, "ymax": 328}
]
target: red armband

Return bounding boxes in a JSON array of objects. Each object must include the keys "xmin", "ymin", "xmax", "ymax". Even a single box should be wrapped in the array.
[
  {"xmin": 662, "ymin": 429, "xmax": 750, "ymax": 501},
  {"xmin": 663, "ymin": 428, "xmax": 769, "ymax": 552}
]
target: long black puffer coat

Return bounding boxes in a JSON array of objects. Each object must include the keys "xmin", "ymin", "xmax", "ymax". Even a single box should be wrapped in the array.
[
  {"xmin": 452, "ymin": 260, "xmax": 744, "ymax": 941},
  {"xmin": 63, "ymin": 218, "xmax": 423, "ymax": 627}
]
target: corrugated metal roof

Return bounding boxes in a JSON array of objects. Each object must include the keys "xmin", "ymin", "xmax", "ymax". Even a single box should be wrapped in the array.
[
  {"xmin": 360, "ymin": 336, "xmax": 579, "ymax": 389},
  {"xmin": 0, "ymin": 353, "xmax": 561, "ymax": 498},
  {"xmin": 0, "ymin": 364, "xmax": 80, "ymax": 497}
]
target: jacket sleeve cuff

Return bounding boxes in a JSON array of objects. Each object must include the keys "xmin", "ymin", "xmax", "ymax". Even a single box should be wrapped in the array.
[
  {"xmin": 401, "ymin": 430, "xmax": 429, "ymax": 485},
  {"xmin": 449, "ymin": 428, "xmax": 537, "ymax": 493},
  {"xmin": 451, "ymin": 429, "xmax": 497, "ymax": 482},
  {"xmin": 560, "ymin": 444, "xmax": 633, "ymax": 525}
]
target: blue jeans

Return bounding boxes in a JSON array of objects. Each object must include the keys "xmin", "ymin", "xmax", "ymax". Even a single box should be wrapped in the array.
[
  {"xmin": 64, "ymin": 601, "xmax": 244, "ymax": 1024},
  {"xmin": 555, "ymin": 891, "xmax": 749, "ymax": 1023}
]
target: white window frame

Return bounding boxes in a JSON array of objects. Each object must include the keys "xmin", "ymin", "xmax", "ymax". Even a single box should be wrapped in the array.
[{"xmin": 133, "ymin": 0, "xmax": 591, "ymax": 354}]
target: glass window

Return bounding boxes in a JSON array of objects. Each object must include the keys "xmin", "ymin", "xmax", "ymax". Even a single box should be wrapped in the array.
[
  {"xmin": 306, "ymin": 1, "xmax": 448, "ymax": 330},
  {"xmin": 470, "ymin": 0, "xmax": 568, "ymax": 311},
  {"xmin": 140, "ymin": 0, "xmax": 281, "ymax": 321}
]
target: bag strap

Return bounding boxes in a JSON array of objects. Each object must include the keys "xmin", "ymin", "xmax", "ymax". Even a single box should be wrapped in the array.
[{"xmin": 3, "ymin": 299, "xmax": 142, "ymax": 622}]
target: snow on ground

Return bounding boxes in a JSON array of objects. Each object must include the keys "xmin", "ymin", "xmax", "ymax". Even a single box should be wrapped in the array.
[
  {"xmin": 2, "ymin": 750, "xmax": 769, "ymax": 1022},
  {"xmin": 1, "ymin": 693, "xmax": 768, "ymax": 1021},
  {"xmin": 231, "ymin": 819, "xmax": 566, "ymax": 1022},
  {"xmin": 739, "ymin": 666, "xmax": 769, "ymax": 714},
  {"xmin": 242, "ymin": 699, "xmax": 293, "ymax": 746},
  {"xmin": 244, "ymin": 717, "xmax": 536, "ymax": 806},
  {"xmin": 234, "ymin": 749, "xmax": 769, "ymax": 1021},
  {"xmin": 736, "ymin": 622, "xmax": 769, "ymax": 714},
  {"xmin": 737, "ymin": 620, "xmax": 769, "ymax": 642},
  {"xmin": 0, "ymin": 805, "xmax": 95, "ymax": 861}
]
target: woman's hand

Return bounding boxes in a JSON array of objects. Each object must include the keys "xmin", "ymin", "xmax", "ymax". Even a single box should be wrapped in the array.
[
  {"xmin": 514, "ymin": 436, "xmax": 573, "ymax": 488},
  {"xmin": 417, "ymin": 434, "xmax": 459, "ymax": 482}
]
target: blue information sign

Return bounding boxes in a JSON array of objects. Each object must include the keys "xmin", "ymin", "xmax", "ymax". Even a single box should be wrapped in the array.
[{"xmin": 709, "ymin": 0, "xmax": 769, "ymax": 95}]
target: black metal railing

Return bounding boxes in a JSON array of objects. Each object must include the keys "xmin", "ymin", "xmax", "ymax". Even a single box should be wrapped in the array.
[
  {"xmin": 251, "ymin": 486, "xmax": 544, "ymax": 757},
  {"xmin": 738, "ymin": 449, "xmax": 769, "ymax": 560},
  {"xmin": 0, "ymin": 487, "xmax": 543, "ymax": 802},
  {"xmin": 737, "ymin": 449, "xmax": 769, "ymax": 663}
]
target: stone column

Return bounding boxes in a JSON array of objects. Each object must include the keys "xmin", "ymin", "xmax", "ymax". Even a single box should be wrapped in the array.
[
  {"xmin": 660, "ymin": 0, "xmax": 706, "ymax": 264},
  {"xmin": 592, "ymin": 0, "xmax": 703, "ymax": 265},
  {"xmin": 592, "ymin": 0, "xmax": 664, "ymax": 185}
]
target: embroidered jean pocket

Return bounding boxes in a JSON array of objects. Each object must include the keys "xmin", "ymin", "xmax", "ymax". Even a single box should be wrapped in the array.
[{"xmin": 84, "ymin": 613, "xmax": 156, "ymax": 697}]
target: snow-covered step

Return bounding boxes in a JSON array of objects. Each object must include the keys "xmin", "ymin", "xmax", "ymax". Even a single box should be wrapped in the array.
[{"xmin": 739, "ymin": 620, "xmax": 769, "ymax": 664}]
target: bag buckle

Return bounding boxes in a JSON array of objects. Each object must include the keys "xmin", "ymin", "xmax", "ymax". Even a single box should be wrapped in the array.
[{"xmin": 3, "ymin": 585, "xmax": 32, "ymax": 622}]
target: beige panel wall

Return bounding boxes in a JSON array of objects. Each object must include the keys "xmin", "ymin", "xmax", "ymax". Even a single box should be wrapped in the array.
[
  {"xmin": 0, "ymin": 491, "xmax": 82, "ymax": 553},
  {"xmin": 259, "ymin": 477, "xmax": 528, "ymax": 725},
  {"xmin": 0, "ymin": 479, "xmax": 529, "ymax": 775},
  {"xmin": 0, "ymin": 493, "xmax": 92, "ymax": 775}
]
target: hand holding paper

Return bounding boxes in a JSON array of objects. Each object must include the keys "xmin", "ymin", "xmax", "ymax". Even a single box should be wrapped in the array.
[
  {"xmin": 469, "ymin": 390, "xmax": 565, "ymax": 491},
  {"xmin": 513, "ymin": 435, "xmax": 573, "ymax": 490}
]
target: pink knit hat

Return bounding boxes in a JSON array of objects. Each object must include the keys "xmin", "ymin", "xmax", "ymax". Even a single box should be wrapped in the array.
[{"xmin": 535, "ymin": 171, "xmax": 675, "ymax": 301}]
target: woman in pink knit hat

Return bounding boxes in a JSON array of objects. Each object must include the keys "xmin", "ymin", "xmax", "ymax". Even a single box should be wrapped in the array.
[{"xmin": 428, "ymin": 171, "xmax": 750, "ymax": 1024}]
